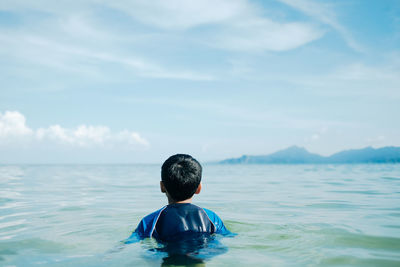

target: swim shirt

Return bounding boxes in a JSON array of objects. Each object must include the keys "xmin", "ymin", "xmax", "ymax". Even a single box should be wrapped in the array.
[{"xmin": 127, "ymin": 203, "xmax": 230, "ymax": 242}]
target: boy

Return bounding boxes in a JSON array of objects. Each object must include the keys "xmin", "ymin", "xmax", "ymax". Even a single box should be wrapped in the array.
[{"xmin": 127, "ymin": 154, "xmax": 230, "ymax": 243}]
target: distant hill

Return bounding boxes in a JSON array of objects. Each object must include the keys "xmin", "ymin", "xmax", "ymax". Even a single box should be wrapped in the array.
[{"xmin": 219, "ymin": 146, "xmax": 400, "ymax": 164}]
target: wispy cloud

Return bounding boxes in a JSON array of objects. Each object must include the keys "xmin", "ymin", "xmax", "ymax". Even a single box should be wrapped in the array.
[
  {"xmin": 277, "ymin": 0, "xmax": 364, "ymax": 52},
  {"xmin": 104, "ymin": 0, "xmax": 249, "ymax": 30},
  {"xmin": 206, "ymin": 18, "xmax": 323, "ymax": 52},
  {"xmin": 0, "ymin": 31, "xmax": 214, "ymax": 81},
  {"xmin": 0, "ymin": 111, "xmax": 149, "ymax": 148},
  {"xmin": 116, "ymin": 96, "xmax": 354, "ymax": 131},
  {"xmin": 294, "ymin": 61, "xmax": 400, "ymax": 98},
  {"xmin": 1, "ymin": 0, "xmax": 324, "ymax": 55},
  {"xmin": 103, "ymin": 0, "xmax": 323, "ymax": 51}
]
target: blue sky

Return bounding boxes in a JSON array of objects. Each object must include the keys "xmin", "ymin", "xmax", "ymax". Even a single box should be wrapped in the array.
[{"xmin": 0, "ymin": 0, "xmax": 399, "ymax": 163}]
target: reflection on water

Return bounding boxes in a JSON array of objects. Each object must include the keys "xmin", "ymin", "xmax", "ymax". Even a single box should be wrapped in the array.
[
  {"xmin": 161, "ymin": 254, "xmax": 205, "ymax": 267},
  {"xmin": 140, "ymin": 233, "xmax": 229, "ymax": 266}
]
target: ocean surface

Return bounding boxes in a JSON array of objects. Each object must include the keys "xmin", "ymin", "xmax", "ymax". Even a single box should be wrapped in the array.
[{"xmin": 1, "ymin": 164, "xmax": 400, "ymax": 266}]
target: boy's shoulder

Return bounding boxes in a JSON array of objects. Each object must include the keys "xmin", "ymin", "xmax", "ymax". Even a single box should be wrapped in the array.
[
  {"xmin": 200, "ymin": 207, "xmax": 230, "ymax": 235},
  {"xmin": 142, "ymin": 206, "xmax": 166, "ymax": 222},
  {"xmin": 133, "ymin": 206, "xmax": 167, "ymax": 238}
]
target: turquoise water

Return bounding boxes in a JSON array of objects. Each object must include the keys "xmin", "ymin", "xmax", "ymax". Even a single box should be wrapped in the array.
[{"xmin": 1, "ymin": 164, "xmax": 400, "ymax": 266}]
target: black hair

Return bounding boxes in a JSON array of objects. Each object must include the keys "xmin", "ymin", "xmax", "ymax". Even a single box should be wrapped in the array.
[{"xmin": 161, "ymin": 154, "xmax": 202, "ymax": 201}]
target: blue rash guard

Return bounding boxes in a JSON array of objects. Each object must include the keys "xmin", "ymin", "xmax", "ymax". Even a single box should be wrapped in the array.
[{"xmin": 126, "ymin": 203, "xmax": 231, "ymax": 243}]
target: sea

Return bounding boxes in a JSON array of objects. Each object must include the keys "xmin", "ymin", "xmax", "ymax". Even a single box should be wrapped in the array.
[{"xmin": 1, "ymin": 164, "xmax": 399, "ymax": 266}]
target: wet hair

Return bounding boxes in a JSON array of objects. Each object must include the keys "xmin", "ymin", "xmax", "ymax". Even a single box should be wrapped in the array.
[{"xmin": 161, "ymin": 154, "xmax": 202, "ymax": 201}]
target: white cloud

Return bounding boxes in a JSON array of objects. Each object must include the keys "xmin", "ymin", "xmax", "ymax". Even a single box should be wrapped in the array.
[
  {"xmin": 36, "ymin": 125, "xmax": 73, "ymax": 144},
  {"xmin": 116, "ymin": 130, "xmax": 149, "ymax": 146},
  {"xmin": 311, "ymin": 134, "xmax": 320, "ymax": 140},
  {"xmin": 366, "ymin": 135, "xmax": 385, "ymax": 143},
  {"xmin": 36, "ymin": 125, "xmax": 111, "ymax": 147},
  {"xmin": 0, "ymin": 111, "xmax": 33, "ymax": 138},
  {"xmin": 0, "ymin": 111, "xmax": 149, "ymax": 148}
]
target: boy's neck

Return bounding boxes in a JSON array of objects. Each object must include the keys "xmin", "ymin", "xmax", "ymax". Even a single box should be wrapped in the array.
[{"xmin": 167, "ymin": 196, "xmax": 193, "ymax": 205}]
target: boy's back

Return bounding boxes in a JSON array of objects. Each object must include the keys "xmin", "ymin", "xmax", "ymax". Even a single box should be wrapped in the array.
[
  {"xmin": 127, "ymin": 154, "xmax": 231, "ymax": 243},
  {"xmin": 155, "ymin": 203, "xmax": 212, "ymax": 241}
]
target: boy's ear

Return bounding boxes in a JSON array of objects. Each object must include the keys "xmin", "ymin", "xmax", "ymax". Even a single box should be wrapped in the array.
[
  {"xmin": 160, "ymin": 181, "xmax": 166, "ymax": 193},
  {"xmin": 195, "ymin": 182, "xmax": 202, "ymax": 194}
]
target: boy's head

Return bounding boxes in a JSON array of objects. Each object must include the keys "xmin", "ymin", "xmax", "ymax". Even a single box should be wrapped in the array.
[{"xmin": 161, "ymin": 154, "xmax": 202, "ymax": 202}]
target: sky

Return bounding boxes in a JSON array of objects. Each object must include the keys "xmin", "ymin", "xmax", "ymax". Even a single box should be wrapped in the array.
[{"xmin": 0, "ymin": 0, "xmax": 399, "ymax": 164}]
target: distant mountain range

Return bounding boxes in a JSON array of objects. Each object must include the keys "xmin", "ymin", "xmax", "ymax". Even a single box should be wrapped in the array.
[{"xmin": 219, "ymin": 146, "xmax": 400, "ymax": 164}]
